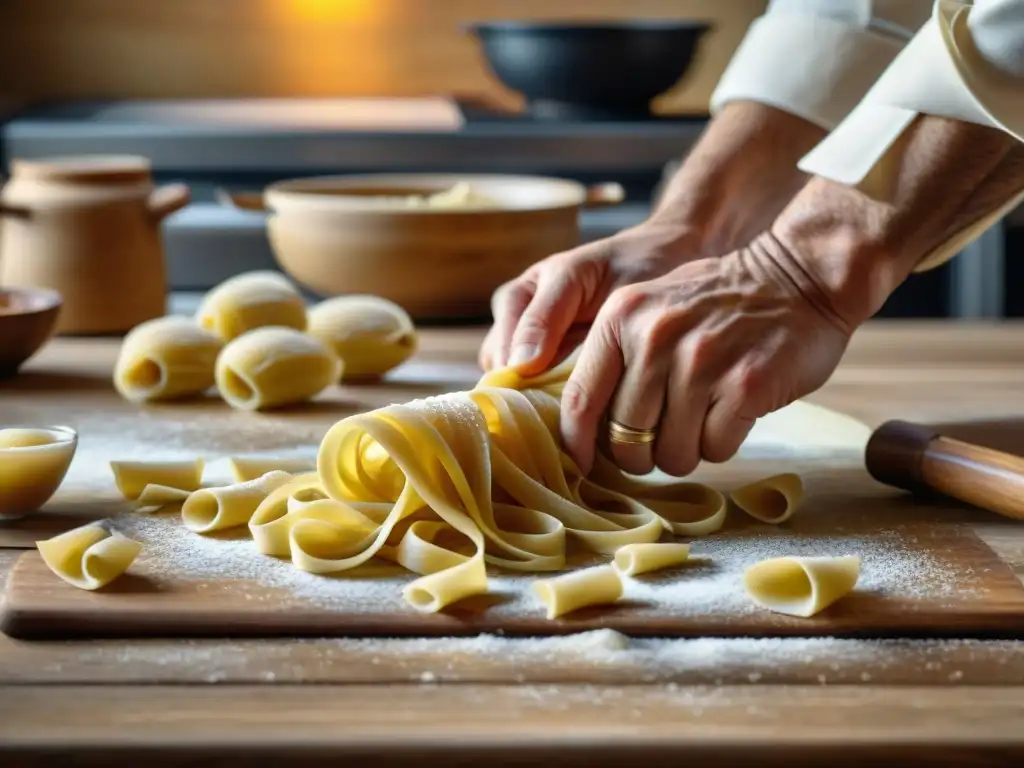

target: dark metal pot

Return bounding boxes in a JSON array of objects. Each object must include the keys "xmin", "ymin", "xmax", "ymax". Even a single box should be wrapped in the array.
[{"xmin": 466, "ymin": 20, "xmax": 712, "ymax": 120}]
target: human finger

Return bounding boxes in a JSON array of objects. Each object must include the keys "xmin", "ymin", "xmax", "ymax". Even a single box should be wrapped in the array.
[
  {"xmin": 506, "ymin": 270, "xmax": 585, "ymax": 375},
  {"xmin": 560, "ymin": 318, "xmax": 625, "ymax": 476},
  {"xmin": 486, "ymin": 278, "xmax": 536, "ymax": 369}
]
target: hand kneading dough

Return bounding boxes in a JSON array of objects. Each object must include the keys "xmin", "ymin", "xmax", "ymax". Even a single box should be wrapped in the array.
[
  {"xmin": 36, "ymin": 524, "xmax": 142, "ymax": 590},
  {"xmin": 113, "ymin": 316, "xmax": 223, "ymax": 402},
  {"xmin": 613, "ymin": 542, "xmax": 691, "ymax": 577},
  {"xmin": 228, "ymin": 456, "xmax": 317, "ymax": 483},
  {"xmin": 183, "ymin": 470, "xmax": 294, "ymax": 533},
  {"xmin": 730, "ymin": 473, "xmax": 804, "ymax": 524},
  {"xmin": 306, "ymin": 295, "xmax": 417, "ymax": 379},
  {"xmin": 533, "ymin": 565, "xmax": 624, "ymax": 619},
  {"xmin": 197, "ymin": 271, "xmax": 307, "ymax": 342},
  {"xmin": 0, "ymin": 427, "xmax": 77, "ymax": 518},
  {"xmin": 110, "ymin": 459, "xmax": 205, "ymax": 501},
  {"xmin": 215, "ymin": 327, "xmax": 341, "ymax": 411},
  {"xmin": 744, "ymin": 555, "xmax": 861, "ymax": 617}
]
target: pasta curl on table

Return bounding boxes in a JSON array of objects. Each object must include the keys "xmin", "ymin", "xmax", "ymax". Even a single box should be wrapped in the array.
[{"xmin": 249, "ymin": 352, "xmax": 741, "ymax": 614}]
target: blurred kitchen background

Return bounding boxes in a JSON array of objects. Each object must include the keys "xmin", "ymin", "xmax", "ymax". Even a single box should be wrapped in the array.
[{"xmin": 1, "ymin": 0, "xmax": 1021, "ymax": 320}]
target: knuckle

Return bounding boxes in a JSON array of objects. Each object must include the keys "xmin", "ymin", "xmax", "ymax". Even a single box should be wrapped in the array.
[
  {"xmin": 733, "ymin": 362, "xmax": 766, "ymax": 402},
  {"xmin": 681, "ymin": 333, "xmax": 717, "ymax": 372},
  {"xmin": 701, "ymin": 436, "xmax": 735, "ymax": 464},
  {"xmin": 492, "ymin": 280, "xmax": 531, "ymax": 314},
  {"xmin": 605, "ymin": 285, "xmax": 646, "ymax": 319},
  {"xmin": 655, "ymin": 444, "xmax": 699, "ymax": 478},
  {"xmin": 560, "ymin": 378, "xmax": 594, "ymax": 422}
]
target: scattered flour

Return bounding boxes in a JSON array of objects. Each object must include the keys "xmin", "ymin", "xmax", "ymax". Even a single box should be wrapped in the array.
[{"xmin": 109, "ymin": 508, "xmax": 977, "ymax": 623}]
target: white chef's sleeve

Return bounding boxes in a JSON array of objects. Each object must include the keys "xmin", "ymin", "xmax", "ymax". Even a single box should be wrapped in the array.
[
  {"xmin": 710, "ymin": 0, "xmax": 934, "ymax": 130},
  {"xmin": 798, "ymin": 0, "xmax": 1024, "ymax": 271}
]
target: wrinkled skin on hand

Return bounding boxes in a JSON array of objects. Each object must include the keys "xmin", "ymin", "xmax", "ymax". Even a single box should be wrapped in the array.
[
  {"xmin": 478, "ymin": 222, "xmax": 707, "ymax": 374},
  {"xmin": 557, "ymin": 233, "xmax": 854, "ymax": 477}
]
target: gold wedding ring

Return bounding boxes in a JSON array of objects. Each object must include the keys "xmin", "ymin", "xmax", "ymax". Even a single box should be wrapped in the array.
[{"xmin": 607, "ymin": 419, "xmax": 657, "ymax": 446}]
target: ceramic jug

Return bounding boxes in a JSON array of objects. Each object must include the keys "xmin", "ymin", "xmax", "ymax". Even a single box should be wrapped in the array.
[{"xmin": 0, "ymin": 155, "xmax": 189, "ymax": 334}]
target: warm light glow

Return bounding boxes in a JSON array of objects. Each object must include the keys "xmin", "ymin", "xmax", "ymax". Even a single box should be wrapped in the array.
[{"xmin": 276, "ymin": 0, "xmax": 382, "ymax": 23}]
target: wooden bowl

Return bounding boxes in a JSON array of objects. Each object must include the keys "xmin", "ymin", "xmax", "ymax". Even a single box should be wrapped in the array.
[
  {"xmin": 247, "ymin": 174, "xmax": 623, "ymax": 319},
  {"xmin": 0, "ymin": 287, "xmax": 62, "ymax": 378}
]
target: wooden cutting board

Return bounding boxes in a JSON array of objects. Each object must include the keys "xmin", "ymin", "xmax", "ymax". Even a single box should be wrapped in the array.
[
  {"xmin": 5, "ymin": 335, "xmax": 1024, "ymax": 641},
  {"xmin": 5, "ymin": 461, "xmax": 1024, "ymax": 640}
]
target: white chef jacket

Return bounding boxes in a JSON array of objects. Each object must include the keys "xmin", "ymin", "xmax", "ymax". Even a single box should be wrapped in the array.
[{"xmin": 710, "ymin": 0, "xmax": 1024, "ymax": 271}]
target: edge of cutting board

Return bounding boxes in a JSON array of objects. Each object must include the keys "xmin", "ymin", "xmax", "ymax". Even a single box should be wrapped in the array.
[{"xmin": 6, "ymin": 523, "xmax": 1024, "ymax": 640}]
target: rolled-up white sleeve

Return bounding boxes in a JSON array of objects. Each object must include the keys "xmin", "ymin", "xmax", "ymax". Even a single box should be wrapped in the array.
[
  {"xmin": 799, "ymin": 0, "xmax": 1024, "ymax": 184},
  {"xmin": 710, "ymin": 0, "xmax": 933, "ymax": 130},
  {"xmin": 798, "ymin": 0, "xmax": 1024, "ymax": 271}
]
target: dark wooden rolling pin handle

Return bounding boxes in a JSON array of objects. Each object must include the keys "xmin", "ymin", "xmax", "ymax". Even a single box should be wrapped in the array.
[{"xmin": 866, "ymin": 420, "xmax": 1024, "ymax": 521}]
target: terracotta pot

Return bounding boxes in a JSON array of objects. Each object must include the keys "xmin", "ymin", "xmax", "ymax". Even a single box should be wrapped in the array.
[
  {"xmin": 225, "ymin": 174, "xmax": 624, "ymax": 319},
  {"xmin": 0, "ymin": 156, "xmax": 190, "ymax": 334}
]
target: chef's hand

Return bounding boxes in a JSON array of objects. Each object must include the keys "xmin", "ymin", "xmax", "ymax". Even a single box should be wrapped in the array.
[
  {"xmin": 561, "ymin": 113, "xmax": 1024, "ymax": 476},
  {"xmin": 478, "ymin": 221, "xmax": 703, "ymax": 372},
  {"xmin": 479, "ymin": 102, "xmax": 829, "ymax": 374},
  {"xmin": 560, "ymin": 234, "xmax": 853, "ymax": 476}
]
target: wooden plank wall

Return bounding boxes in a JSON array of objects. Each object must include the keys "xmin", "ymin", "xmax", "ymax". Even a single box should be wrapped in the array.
[{"xmin": 0, "ymin": 0, "xmax": 767, "ymax": 113}]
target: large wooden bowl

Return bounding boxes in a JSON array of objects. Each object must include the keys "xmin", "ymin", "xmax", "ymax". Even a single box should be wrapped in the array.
[
  {"xmin": 254, "ymin": 174, "xmax": 623, "ymax": 319},
  {"xmin": 0, "ymin": 288, "xmax": 62, "ymax": 378}
]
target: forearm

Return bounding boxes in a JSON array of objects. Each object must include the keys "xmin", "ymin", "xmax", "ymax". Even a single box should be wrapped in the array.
[
  {"xmin": 770, "ymin": 115, "xmax": 1023, "ymax": 328},
  {"xmin": 649, "ymin": 101, "xmax": 827, "ymax": 255}
]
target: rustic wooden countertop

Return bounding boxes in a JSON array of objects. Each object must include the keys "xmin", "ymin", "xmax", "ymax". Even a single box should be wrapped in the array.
[{"xmin": 4, "ymin": 320, "xmax": 1024, "ymax": 767}]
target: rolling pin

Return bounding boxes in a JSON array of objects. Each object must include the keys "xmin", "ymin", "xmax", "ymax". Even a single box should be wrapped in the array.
[{"xmin": 865, "ymin": 420, "xmax": 1024, "ymax": 521}]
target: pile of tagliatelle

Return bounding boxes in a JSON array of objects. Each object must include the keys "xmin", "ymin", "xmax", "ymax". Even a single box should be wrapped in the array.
[{"xmin": 242, "ymin": 352, "xmax": 799, "ymax": 615}]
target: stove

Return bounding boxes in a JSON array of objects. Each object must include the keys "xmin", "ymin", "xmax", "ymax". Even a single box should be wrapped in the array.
[{"xmin": 1, "ymin": 97, "xmax": 707, "ymax": 293}]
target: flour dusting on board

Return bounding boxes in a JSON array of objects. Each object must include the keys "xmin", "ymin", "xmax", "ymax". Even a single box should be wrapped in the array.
[{"xmin": 110, "ymin": 511, "xmax": 978, "ymax": 620}]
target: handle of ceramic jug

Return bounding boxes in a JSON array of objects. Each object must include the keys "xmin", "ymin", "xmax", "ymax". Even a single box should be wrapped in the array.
[{"xmin": 147, "ymin": 183, "xmax": 191, "ymax": 222}]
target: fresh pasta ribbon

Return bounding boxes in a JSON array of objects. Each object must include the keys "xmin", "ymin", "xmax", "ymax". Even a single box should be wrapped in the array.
[
  {"xmin": 36, "ymin": 524, "xmax": 142, "ymax": 591},
  {"xmin": 533, "ymin": 565, "xmax": 624, "ymax": 619},
  {"xmin": 110, "ymin": 459, "xmax": 205, "ymax": 501},
  {"xmin": 613, "ymin": 542, "xmax": 691, "ymax": 577},
  {"xmin": 744, "ymin": 555, "xmax": 861, "ymax": 618},
  {"xmin": 228, "ymin": 456, "xmax": 317, "ymax": 483},
  {"xmin": 730, "ymin": 473, "xmax": 804, "ymax": 524},
  {"xmin": 183, "ymin": 470, "xmax": 294, "ymax": 533}
]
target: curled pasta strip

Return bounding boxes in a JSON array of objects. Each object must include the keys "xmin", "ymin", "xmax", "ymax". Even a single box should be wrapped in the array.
[
  {"xmin": 613, "ymin": 542, "xmax": 691, "ymax": 577},
  {"xmin": 730, "ymin": 473, "xmax": 803, "ymax": 524},
  {"xmin": 36, "ymin": 524, "xmax": 142, "ymax": 591},
  {"xmin": 533, "ymin": 565, "xmax": 624, "ymax": 619},
  {"xmin": 182, "ymin": 470, "xmax": 293, "ymax": 533},
  {"xmin": 744, "ymin": 555, "xmax": 861, "ymax": 618}
]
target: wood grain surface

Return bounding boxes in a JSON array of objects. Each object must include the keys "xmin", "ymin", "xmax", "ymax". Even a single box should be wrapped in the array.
[
  {"xmin": 5, "ymin": 323, "xmax": 1024, "ymax": 765},
  {"xmin": 3, "ymin": 684, "xmax": 1024, "ymax": 767}
]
